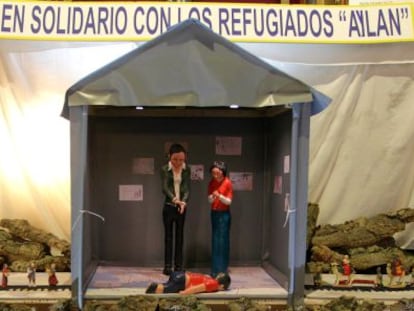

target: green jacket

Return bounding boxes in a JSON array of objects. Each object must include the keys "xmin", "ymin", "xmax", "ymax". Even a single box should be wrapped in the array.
[{"xmin": 160, "ymin": 163, "xmax": 191, "ymax": 204}]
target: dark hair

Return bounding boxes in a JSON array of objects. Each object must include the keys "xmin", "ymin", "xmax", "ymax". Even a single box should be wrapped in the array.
[
  {"xmin": 215, "ymin": 272, "xmax": 231, "ymax": 290},
  {"xmin": 168, "ymin": 143, "xmax": 186, "ymax": 156},
  {"xmin": 210, "ymin": 161, "xmax": 227, "ymax": 177}
]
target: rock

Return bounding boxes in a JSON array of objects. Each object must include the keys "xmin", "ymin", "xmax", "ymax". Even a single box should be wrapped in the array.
[
  {"xmin": 0, "ymin": 303, "xmax": 33, "ymax": 311},
  {"xmin": 312, "ymin": 217, "xmax": 405, "ymax": 249},
  {"xmin": 228, "ymin": 297, "xmax": 269, "ymax": 311},
  {"xmin": 307, "ymin": 207, "xmax": 414, "ymax": 273},
  {"xmin": 158, "ymin": 296, "xmax": 211, "ymax": 311},
  {"xmin": 10, "ymin": 255, "xmax": 70, "ymax": 272},
  {"xmin": 308, "ymin": 245, "xmax": 414, "ymax": 273},
  {"xmin": 0, "ymin": 239, "xmax": 47, "ymax": 262},
  {"xmin": 118, "ymin": 295, "xmax": 159, "ymax": 311},
  {"xmin": 0, "ymin": 219, "xmax": 71, "ymax": 272},
  {"xmin": 84, "ymin": 300, "xmax": 114, "ymax": 311},
  {"xmin": 50, "ymin": 299, "xmax": 73, "ymax": 311},
  {"xmin": 307, "ymin": 203, "xmax": 320, "ymax": 250},
  {"xmin": 0, "ymin": 219, "xmax": 70, "ymax": 256}
]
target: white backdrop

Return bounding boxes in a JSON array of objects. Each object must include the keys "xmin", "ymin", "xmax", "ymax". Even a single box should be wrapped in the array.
[{"xmin": 1, "ymin": 40, "xmax": 413, "ymax": 248}]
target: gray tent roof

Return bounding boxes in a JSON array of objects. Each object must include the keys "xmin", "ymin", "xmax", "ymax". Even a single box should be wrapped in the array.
[{"xmin": 62, "ymin": 19, "xmax": 330, "ymax": 118}]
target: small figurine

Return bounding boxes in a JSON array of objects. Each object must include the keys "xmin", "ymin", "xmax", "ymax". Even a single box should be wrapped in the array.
[
  {"xmin": 410, "ymin": 266, "xmax": 414, "ymax": 287},
  {"xmin": 47, "ymin": 263, "xmax": 58, "ymax": 287},
  {"xmin": 341, "ymin": 255, "xmax": 353, "ymax": 285},
  {"xmin": 387, "ymin": 257, "xmax": 405, "ymax": 287},
  {"xmin": 331, "ymin": 255, "xmax": 354, "ymax": 286},
  {"xmin": 27, "ymin": 262, "xmax": 36, "ymax": 287},
  {"xmin": 2, "ymin": 263, "xmax": 10, "ymax": 288},
  {"xmin": 375, "ymin": 266, "xmax": 383, "ymax": 287},
  {"xmin": 330, "ymin": 262, "xmax": 341, "ymax": 285},
  {"xmin": 313, "ymin": 266, "xmax": 322, "ymax": 287}
]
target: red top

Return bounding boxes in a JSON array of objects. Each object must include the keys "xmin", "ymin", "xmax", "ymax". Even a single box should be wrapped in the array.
[
  {"xmin": 342, "ymin": 263, "xmax": 352, "ymax": 276},
  {"xmin": 187, "ymin": 272, "xmax": 220, "ymax": 292},
  {"xmin": 208, "ymin": 177, "xmax": 233, "ymax": 211}
]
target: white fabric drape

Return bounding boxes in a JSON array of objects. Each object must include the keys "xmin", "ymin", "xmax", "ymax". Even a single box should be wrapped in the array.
[
  {"xmin": 0, "ymin": 42, "xmax": 136, "ymax": 241},
  {"xmin": 271, "ymin": 61, "xmax": 414, "ymax": 249},
  {"xmin": 0, "ymin": 41, "xmax": 413, "ymax": 248}
]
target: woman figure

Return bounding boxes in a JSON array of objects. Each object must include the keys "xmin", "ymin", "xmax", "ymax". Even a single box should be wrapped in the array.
[
  {"xmin": 160, "ymin": 143, "xmax": 190, "ymax": 275},
  {"xmin": 208, "ymin": 161, "xmax": 233, "ymax": 277}
]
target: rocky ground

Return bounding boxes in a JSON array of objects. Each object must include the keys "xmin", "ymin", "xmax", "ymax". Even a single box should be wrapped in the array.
[
  {"xmin": 2, "ymin": 296, "xmax": 414, "ymax": 311},
  {"xmin": 2, "ymin": 205, "xmax": 414, "ymax": 311}
]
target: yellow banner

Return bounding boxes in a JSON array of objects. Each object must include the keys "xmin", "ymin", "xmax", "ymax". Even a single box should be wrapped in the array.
[{"xmin": 0, "ymin": 1, "xmax": 413, "ymax": 43}]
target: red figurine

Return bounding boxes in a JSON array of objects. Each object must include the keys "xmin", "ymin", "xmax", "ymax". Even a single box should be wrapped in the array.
[
  {"xmin": 48, "ymin": 263, "xmax": 58, "ymax": 287},
  {"xmin": 2, "ymin": 263, "xmax": 10, "ymax": 288},
  {"xmin": 388, "ymin": 257, "xmax": 405, "ymax": 286},
  {"xmin": 331, "ymin": 255, "xmax": 354, "ymax": 286},
  {"xmin": 342, "ymin": 255, "xmax": 354, "ymax": 285},
  {"xmin": 342, "ymin": 255, "xmax": 352, "ymax": 275}
]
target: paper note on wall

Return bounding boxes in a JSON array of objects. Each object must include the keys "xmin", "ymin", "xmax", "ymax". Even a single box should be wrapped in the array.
[
  {"xmin": 230, "ymin": 172, "xmax": 253, "ymax": 191},
  {"xmin": 132, "ymin": 157, "xmax": 154, "ymax": 174},
  {"xmin": 274, "ymin": 175, "xmax": 283, "ymax": 194},
  {"xmin": 190, "ymin": 164, "xmax": 204, "ymax": 181},
  {"xmin": 216, "ymin": 136, "xmax": 242, "ymax": 156},
  {"xmin": 284, "ymin": 155, "xmax": 290, "ymax": 174},
  {"xmin": 119, "ymin": 185, "xmax": 143, "ymax": 201}
]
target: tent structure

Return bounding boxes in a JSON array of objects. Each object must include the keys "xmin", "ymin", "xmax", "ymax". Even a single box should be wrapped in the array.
[
  {"xmin": 62, "ymin": 19, "xmax": 328, "ymax": 116},
  {"xmin": 64, "ymin": 19, "xmax": 330, "ymax": 309}
]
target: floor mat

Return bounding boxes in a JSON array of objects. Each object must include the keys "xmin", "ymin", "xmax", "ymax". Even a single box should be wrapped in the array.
[
  {"xmin": 89, "ymin": 266, "xmax": 279, "ymax": 289},
  {"xmin": 86, "ymin": 266, "xmax": 288, "ymax": 299}
]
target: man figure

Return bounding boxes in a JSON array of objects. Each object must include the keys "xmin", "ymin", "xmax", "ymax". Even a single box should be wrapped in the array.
[
  {"xmin": 146, "ymin": 271, "xmax": 231, "ymax": 295},
  {"xmin": 160, "ymin": 143, "xmax": 191, "ymax": 275}
]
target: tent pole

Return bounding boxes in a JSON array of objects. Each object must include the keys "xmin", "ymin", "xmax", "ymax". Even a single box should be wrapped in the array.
[
  {"xmin": 288, "ymin": 103, "xmax": 311, "ymax": 310},
  {"xmin": 70, "ymin": 105, "xmax": 89, "ymax": 309}
]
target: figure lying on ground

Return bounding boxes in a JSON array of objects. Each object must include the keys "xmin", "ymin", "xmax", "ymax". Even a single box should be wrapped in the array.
[{"xmin": 145, "ymin": 271, "xmax": 231, "ymax": 294}]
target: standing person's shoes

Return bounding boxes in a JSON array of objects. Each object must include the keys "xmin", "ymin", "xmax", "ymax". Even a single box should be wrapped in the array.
[{"xmin": 163, "ymin": 266, "xmax": 172, "ymax": 276}]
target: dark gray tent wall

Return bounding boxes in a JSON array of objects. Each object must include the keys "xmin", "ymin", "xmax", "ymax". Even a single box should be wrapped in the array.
[
  {"xmin": 70, "ymin": 106, "xmax": 300, "ymax": 304},
  {"xmin": 65, "ymin": 19, "xmax": 329, "ymax": 309}
]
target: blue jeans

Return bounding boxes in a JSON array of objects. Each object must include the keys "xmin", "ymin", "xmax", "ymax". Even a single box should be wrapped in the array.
[{"xmin": 211, "ymin": 210, "xmax": 231, "ymax": 276}]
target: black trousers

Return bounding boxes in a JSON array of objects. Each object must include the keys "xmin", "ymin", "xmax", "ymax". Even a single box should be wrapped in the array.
[{"xmin": 163, "ymin": 203, "xmax": 186, "ymax": 269}]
